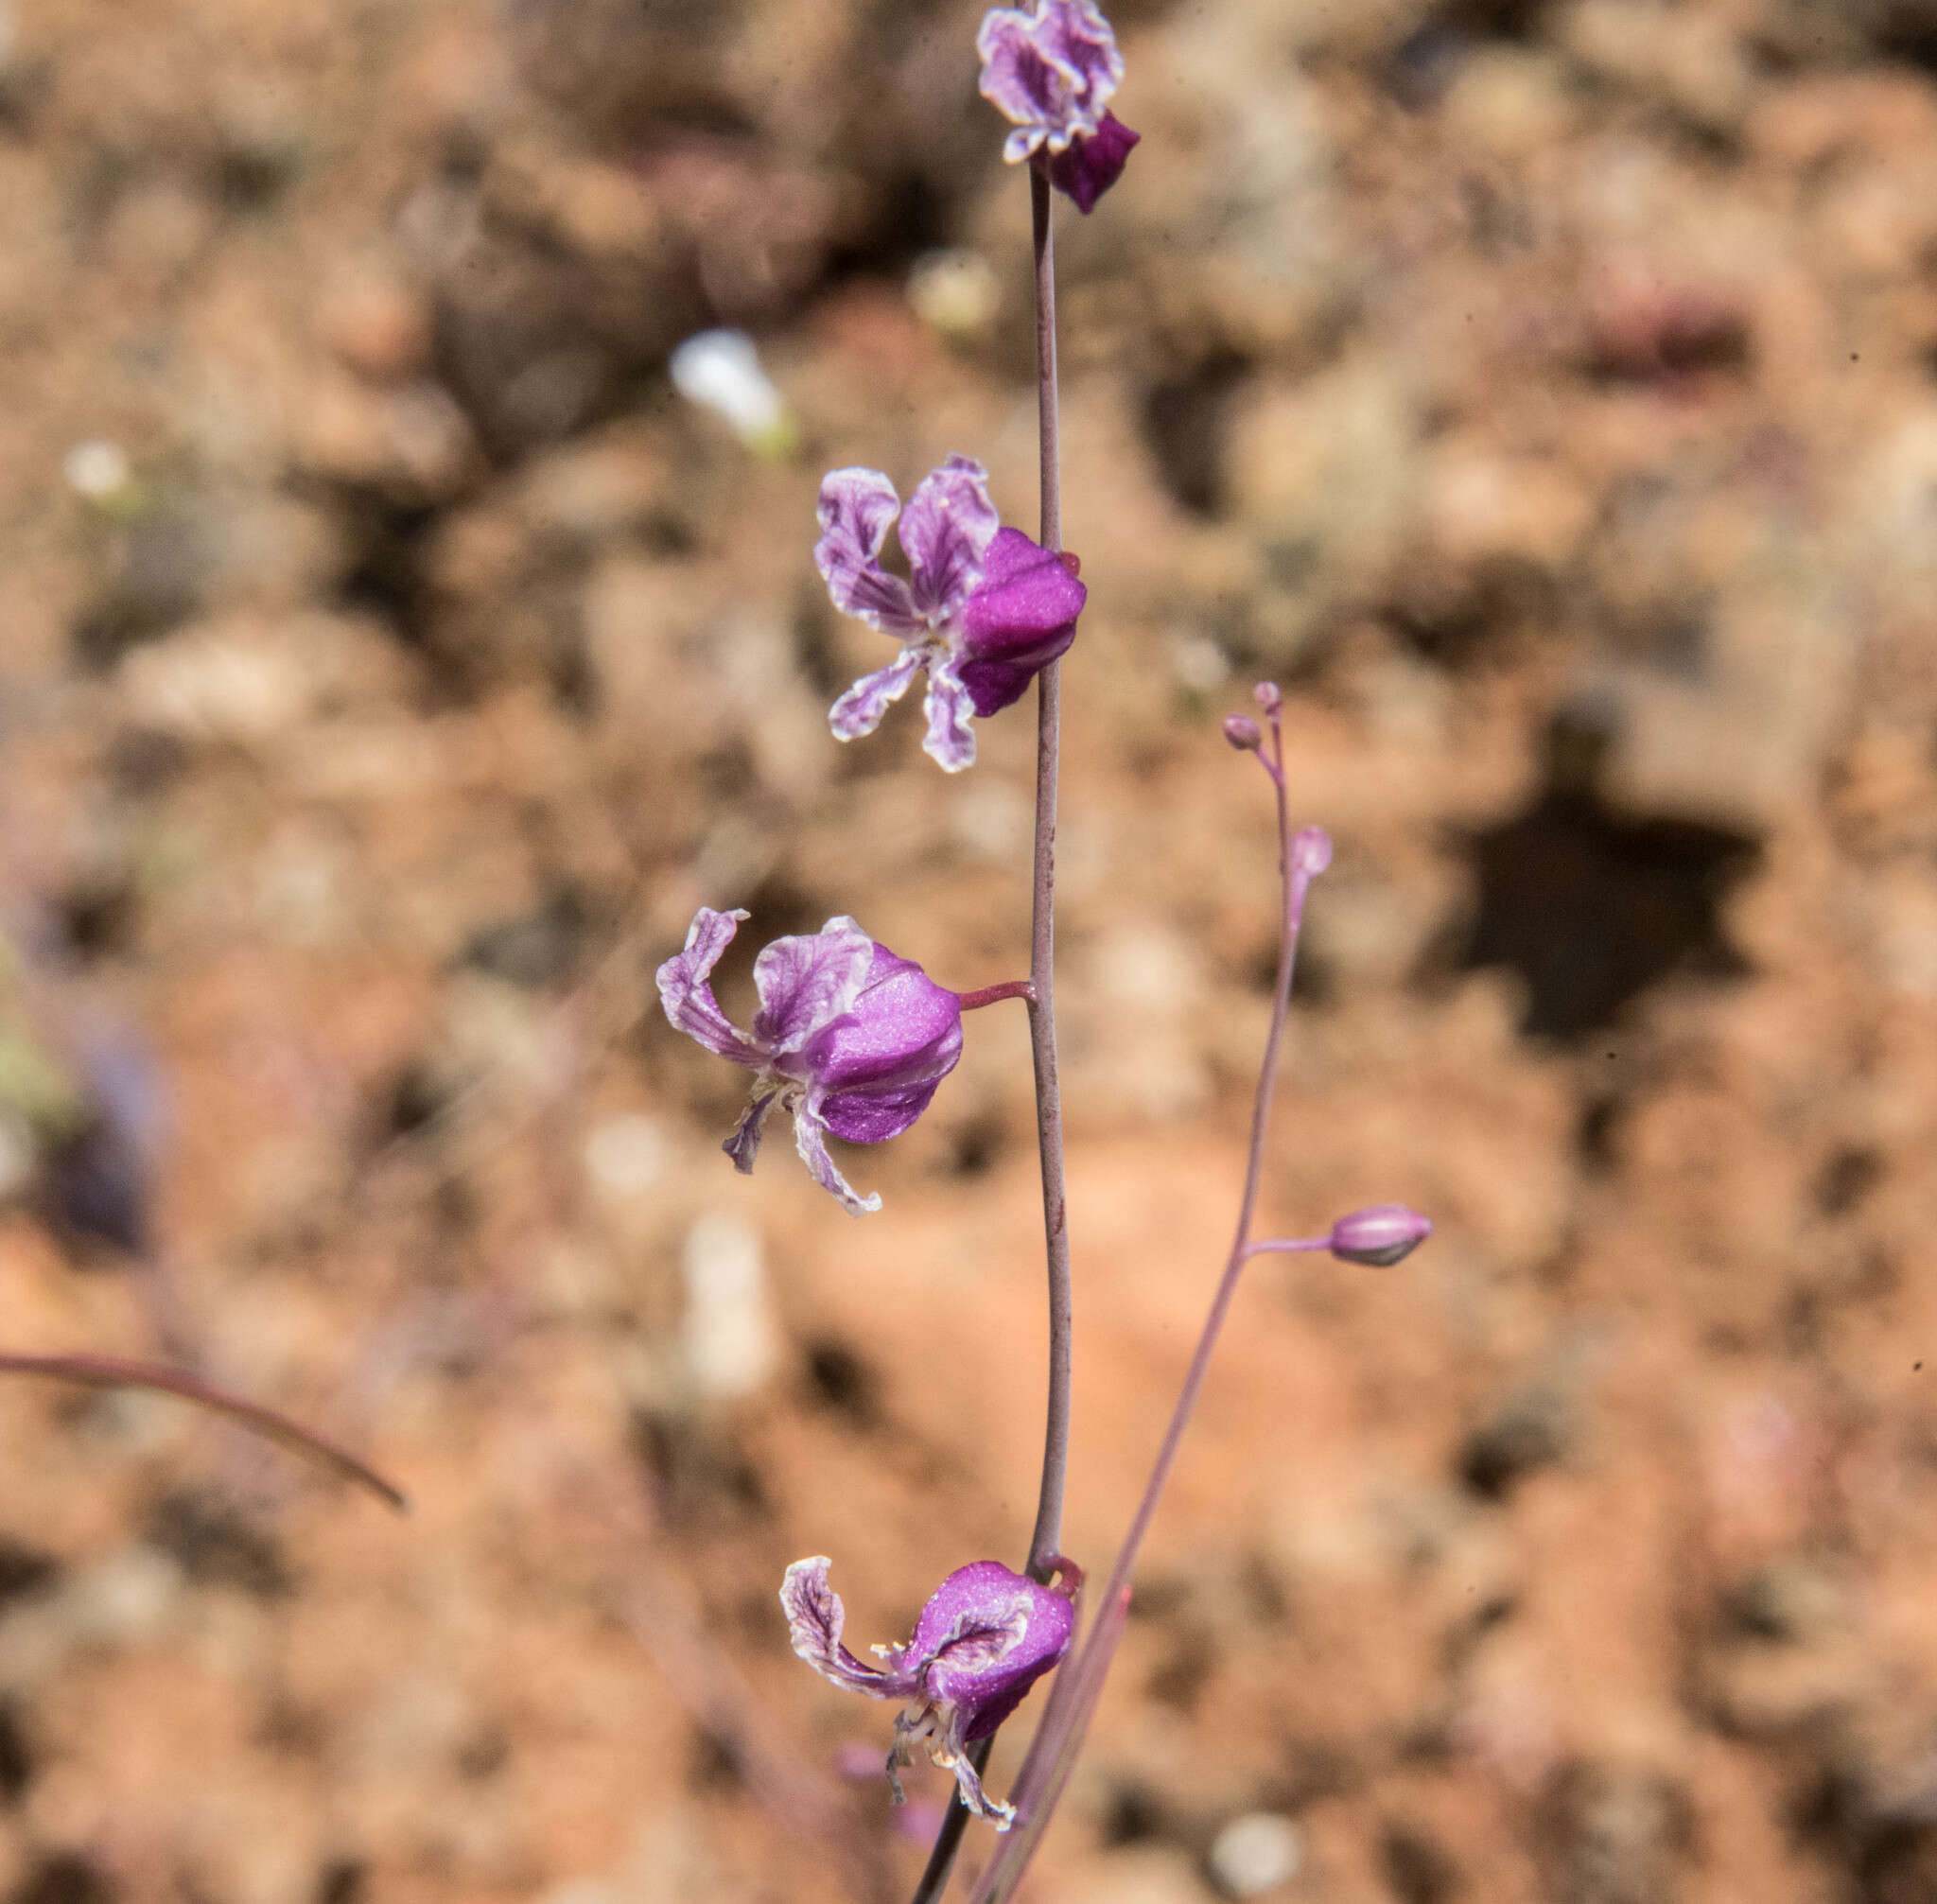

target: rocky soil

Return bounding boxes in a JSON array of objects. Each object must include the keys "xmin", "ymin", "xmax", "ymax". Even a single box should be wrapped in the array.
[{"xmin": 3, "ymin": 0, "xmax": 1937, "ymax": 1900}]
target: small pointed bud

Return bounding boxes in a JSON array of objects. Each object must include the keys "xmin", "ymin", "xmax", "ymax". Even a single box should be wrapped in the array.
[
  {"xmin": 1328, "ymin": 1202, "xmax": 1433, "ymax": 1267},
  {"xmin": 1223, "ymin": 715, "xmax": 1263, "ymax": 752},
  {"xmin": 1290, "ymin": 827, "xmax": 1333, "ymax": 877},
  {"xmin": 1252, "ymin": 681, "xmax": 1283, "ymax": 715}
]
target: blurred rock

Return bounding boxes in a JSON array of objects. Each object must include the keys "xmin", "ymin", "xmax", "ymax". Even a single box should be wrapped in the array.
[{"xmin": 1535, "ymin": 1760, "xmax": 1694, "ymax": 1904}]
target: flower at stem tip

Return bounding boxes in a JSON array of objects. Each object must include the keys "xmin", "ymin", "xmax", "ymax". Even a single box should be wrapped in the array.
[
  {"xmin": 977, "ymin": 0, "xmax": 1140, "ymax": 213},
  {"xmin": 781, "ymin": 1556, "xmax": 1079, "ymax": 1828},
  {"xmin": 816, "ymin": 456, "xmax": 1086, "ymax": 772},
  {"xmin": 655, "ymin": 908, "xmax": 963, "ymax": 1215}
]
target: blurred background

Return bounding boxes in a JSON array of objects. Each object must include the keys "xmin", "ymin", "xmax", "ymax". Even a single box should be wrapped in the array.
[{"xmin": 1, "ymin": 0, "xmax": 1936, "ymax": 1898}]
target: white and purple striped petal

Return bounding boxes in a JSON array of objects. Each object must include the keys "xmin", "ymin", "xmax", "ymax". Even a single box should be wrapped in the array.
[
  {"xmin": 781, "ymin": 1559, "xmax": 918, "ymax": 1700},
  {"xmin": 751, "ymin": 915, "xmax": 874, "ymax": 1055},
  {"xmin": 654, "ymin": 907, "xmax": 764, "ymax": 1065},
  {"xmin": 793, "ymin": 1094, "xmax": 883, "ymax": 1216},
  {"xmin": 922, "ymin": 661, "xmax": 979, "ymax": 773},
  {"xmin": 814, "ymin": 468, "xmax": 923, "ymax": 634},
  {"xmin": 899, "ymin": 454, "xmax": 1000, "ymax": 620},
  {"xmin": 829, "ymin": 648, "xmax": 926, "ymax": 742}
]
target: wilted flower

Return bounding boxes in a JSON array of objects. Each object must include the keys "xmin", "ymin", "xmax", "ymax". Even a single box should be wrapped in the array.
[
  {"xmin": 816, "ymin": 456, "xmax": 1086, "ymax": 772},
  {"xmin": 781, "ymin": 1555, "xmax": 1077, "ymax": 1827},
  {"xmin": 656, "ymin": 908, "xmax": 963, "ymax": 1214},
  {"xmin": 977, "ymin": 0, "xmax": 1140, "ymax": 213},
  {"xmin": 1328, "ymin": 1202, "xmax": 1433, "ymax": 1267}
]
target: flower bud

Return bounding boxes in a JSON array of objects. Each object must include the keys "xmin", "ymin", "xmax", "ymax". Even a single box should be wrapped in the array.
[
  {"xmin": 1289, "ymin": 827, "xmax": 1333, "ymax": 877},
  {"xmin": 1223, "ymin": 715, "xmax": 1263, "ymax": 752},
  {"xmin": 1252, "ymin": 680, "xmax": 1283, "ymax": 715},
  {"xmin": 1328, "ymin": 1202, "xmax": 1433, "ymax": 1267}
]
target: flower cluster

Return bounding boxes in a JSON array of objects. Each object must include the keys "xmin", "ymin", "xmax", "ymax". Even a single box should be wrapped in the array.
[{"xmin": 781, "ymin": 1556, "xmax": 1076, "ymax": 1826}]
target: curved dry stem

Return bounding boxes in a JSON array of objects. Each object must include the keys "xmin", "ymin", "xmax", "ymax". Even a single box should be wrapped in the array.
[{"xmin": 0, "ymin": 1352, "xmax": 409, "ymax": 1512}]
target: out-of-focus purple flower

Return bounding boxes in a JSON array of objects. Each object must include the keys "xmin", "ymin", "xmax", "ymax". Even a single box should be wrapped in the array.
[
  {"xmin": 816, "ymin": 457, "xmax": 1085, "ymax": 771},
  {"xmin": 1223, "ymin": 715, "xmax": 1263, "ymax": 752},
  {"xmin": 1328, "ymin": 1202, "xmax": 1433, "ymax": 1268},
  {"xmin": 656, "ymin": 908, "xmax": 963, "ymax": 1215},
  {"xmin": 977, "ymin": 0, "xmax": 1140, "ymax": 213},
  {"xmin": 781, "ymin": 1556, "xmax": 1076, "ymax": 1827}
]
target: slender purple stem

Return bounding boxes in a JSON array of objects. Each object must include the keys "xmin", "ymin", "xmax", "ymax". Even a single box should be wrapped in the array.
[
  {"xmin": 1242, "ymin": 1235, "xmax": 1330, "ymax": 1258},
  {"xmin": 967, "ymin": 711, "xmax": 1324, "ymax": 1904},
  {"xmin": 957, "ymin": 981, "xmax": 1035, "ymax": 1012},
  {"xmin": 1022, "ymin": 158, "xmax": 1069, "ymax": 1585},
  {"xmin": 909, "ymin": 157, "xmax": 1068, "ymax": 1904}
]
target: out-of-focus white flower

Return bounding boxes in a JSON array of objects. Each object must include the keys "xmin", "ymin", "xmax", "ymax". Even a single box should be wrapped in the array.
[
  {"xmin": 669, "ymin": 329, "xmax": 795, "ymax": 460},
  {"xmin": 1209, "ymin": 1812, "xmax": 1303, "ymax": 1896},
  {"xmin": 63, "ymin": 440, "xmax": 131, "ymax": 501}
]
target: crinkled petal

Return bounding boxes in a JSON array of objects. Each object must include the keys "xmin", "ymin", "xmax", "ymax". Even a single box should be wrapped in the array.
[
  {"xmin": 829, "ymin": 648, "xmax": 926, "ymax": 742},
  {"xmin": 793, "ymin": 1093, "xmax": 882, "ymax": 1215},
  {"xmin": 922, "ymin": 661, "xmax": 978, "ymax": 773},
  {"xmin": 780, "ymin": 1559, "xmax": 916, "ymax": 1699},
  {"xmin": 655, "ymin": 907, "xmax": 764, "ymax": 1065},
  {"xmin": 722, "ymin": 1088, "xmax": 778, "ymax": 1174},
  {"xmin": 958, "ymin": 526, "xmax": 1086, "ymax": 716},
  {"xmin": 814, "ymin": 468, "xmax": 922, "ymax": 634},
  {"xmin": 978, "ymin": 0, "xmax": 1122, "ymax": 152},
  {"xmin": 1048, "ymin": 112, "xmax": 1140, "ymax": 214},
  {"xmin": 752, "ymin": 917, "xmax": 874, "ymax": 1054},
  {"xmin": 899, "ymin": 454, "xmax": 999, "ymax": 621}
]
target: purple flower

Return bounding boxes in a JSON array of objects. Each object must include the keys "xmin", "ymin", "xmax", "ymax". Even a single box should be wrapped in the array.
[
  {"xmin": 781, "ymin": 1556, "xmax": 1077, "ymax": 1827},
  {"xmin": 977, "ymin": 0, "xmax": 1140, "ymax": 213},
  {"xmin": 816, "ymin": 456, "xmax": 1086, "ymax": 771},
  {"xmin": 656, "ymin": 908, "xmax": 963, "ymax": 1214}
]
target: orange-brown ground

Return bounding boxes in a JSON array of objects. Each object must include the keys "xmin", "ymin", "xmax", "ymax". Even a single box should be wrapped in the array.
[{"xmin": 2, "ymin": 1, "xmax": 1937, "ymax": 1900}]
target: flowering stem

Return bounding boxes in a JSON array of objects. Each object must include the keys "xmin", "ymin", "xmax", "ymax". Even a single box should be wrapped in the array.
[
  {"xmin": 965, "ymin": 708, "xmax": 1324, "ymax": 1904},
  {"xmin": 1242, "ymin": 1234, "xmax": 1330, "ymax": 1259},
  {"xmin": 1022, "ymin": 158, "xmax": 1070, "ymax": 1586},
  {"xmin": 1069, "ymin": 716, "xmax": 1313, "ymax": 1663},
  {"xmin": 909, "ymin": 158, "xmax": 1068, "ymax": 1904},
  {"xmin": 956, "ymin": 981, "xmax": 1035, "ymax": 1012}
]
